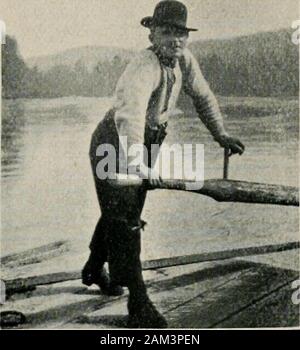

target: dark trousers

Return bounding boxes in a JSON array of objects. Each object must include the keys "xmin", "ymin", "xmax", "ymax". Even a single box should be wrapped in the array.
[{"xmin": 88, "ymin": 110, "xmax": 167, "ymax": 287}]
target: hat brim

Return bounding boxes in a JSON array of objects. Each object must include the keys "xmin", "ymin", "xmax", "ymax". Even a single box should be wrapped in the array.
[{"xmin": 141, "ymin": 16, "xmax": 198, "ymax": 31}]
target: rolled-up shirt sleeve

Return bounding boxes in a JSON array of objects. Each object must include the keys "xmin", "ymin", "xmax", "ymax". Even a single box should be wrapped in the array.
[
  {"xmin": 180, "ymin": 49, "xmax": 228, "ymax": 139},
  {"xmin": 114, "ymin": 52, "xmax": 160, "ymax": 150}
]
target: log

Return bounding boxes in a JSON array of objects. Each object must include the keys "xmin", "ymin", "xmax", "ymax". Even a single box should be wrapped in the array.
[
  {"xmin": 142, "ymin": 241, "xmax": 300, "ymax": 270},
  {"xmin": 108, "ymin": 177, "xmax": 299, "ymax": 206},
  {"xmin": 1, "ymin": 240, "xmax": 69, "ymax": 268},
  {"xmin": 3, "ymin": 241, "xmax": 299, "ymax": 295}
]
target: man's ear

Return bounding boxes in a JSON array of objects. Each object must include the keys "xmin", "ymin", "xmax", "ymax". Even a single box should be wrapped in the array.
[{"xmin": 148, "ymin": 33, "xmax": 154, "ymax": 43}]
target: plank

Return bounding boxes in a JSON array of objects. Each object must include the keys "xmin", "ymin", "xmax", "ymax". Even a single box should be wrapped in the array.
[
  {"xmin": 143, "ymin": 241, "xmax": 300, "ymax": 270},
  {"xmin": 166, "ymin": 262, "xmax": 298, "ymax": 328},
  {"xmin": 217, "ymin": 282, "xmax": 300, "ymax": 328},
  {"xmin": 1, "ymin": 261, "xmax": 220, "ymax": 328},
  {"xmin": 0, "ymin": 280, "xmax": 124, "ymax": 328},
  {"xmin": 4, "ymin": 271, "xmax": 81, "ymax": 295},
  {"xmin": 60, "ymin": 260, "xmax": 254, "ymax": 329}
]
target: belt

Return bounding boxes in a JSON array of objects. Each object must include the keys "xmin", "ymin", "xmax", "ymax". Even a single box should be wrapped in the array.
[
  {"xmin": 147, "ymin": 121, "xmax": 168, "ymax": 131},
  {"xmin": 159, "ymin": 121, "xmax": 168, "ymax": 129}
]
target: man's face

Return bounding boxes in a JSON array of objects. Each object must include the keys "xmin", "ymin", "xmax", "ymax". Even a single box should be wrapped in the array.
[{"xmin": 151, "ymin": 25, "xmax": 189, "ymax": 59}]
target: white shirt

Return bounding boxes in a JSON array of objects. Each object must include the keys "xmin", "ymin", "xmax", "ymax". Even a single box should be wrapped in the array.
[{"xmin": 112, "ymin": 48, "xmax": 228, "ymax": 150}]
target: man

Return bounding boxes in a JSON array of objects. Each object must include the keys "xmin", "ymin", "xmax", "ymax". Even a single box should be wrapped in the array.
[{"xmin": 82, "ymin": 0, "xmax": 245, "ymax": 328}]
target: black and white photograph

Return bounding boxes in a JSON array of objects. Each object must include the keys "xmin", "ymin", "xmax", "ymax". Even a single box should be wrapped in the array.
[{"xmin": 0, "ymin": 0, "xmax": 299, "ymax": 332}]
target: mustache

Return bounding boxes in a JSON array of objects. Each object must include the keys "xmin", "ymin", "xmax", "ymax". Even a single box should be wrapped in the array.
[{"xmin": 162, "ymin": 43, "xmax": 183, "ymax": 50}]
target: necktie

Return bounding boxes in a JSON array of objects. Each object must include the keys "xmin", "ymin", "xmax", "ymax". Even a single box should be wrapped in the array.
[
  {"xmin": 148, "ymin": 46, "xmax": 177, "ymax": 112},
  {"xmin": 163, "ymin": 66, "xmax": 176, "ymax": 112}
]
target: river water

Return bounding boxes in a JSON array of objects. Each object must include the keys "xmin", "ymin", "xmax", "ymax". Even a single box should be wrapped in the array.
[{"xmin": 1, "ymin": 96, "xmax": 299, "ymax": 270}]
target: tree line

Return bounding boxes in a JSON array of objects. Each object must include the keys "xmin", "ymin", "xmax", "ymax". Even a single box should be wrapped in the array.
[
  {"xmin": 2, "ymin": 30, "xmax": 298, "ymax": 99},
  {"xmin": 191, "ymin": 29, "xmax": 298, "ymax": 97},
  {"xmin": 2, "ymin": 36, "xmax": 129, "ymax": 99}
]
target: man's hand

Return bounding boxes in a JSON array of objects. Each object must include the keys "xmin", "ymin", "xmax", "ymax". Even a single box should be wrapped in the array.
[
  {"xmin": 137, "ymin": 163, "xmax": 162, "ymax": 187},
  {"xmin": 215, "ymin": 135, "xmax": 245, "ymax": 155}
]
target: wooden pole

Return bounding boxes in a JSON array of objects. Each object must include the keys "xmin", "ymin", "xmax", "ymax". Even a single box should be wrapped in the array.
[
  {"xmin": 108, "ymin": 177, "xmax": 299, "ymax": 207},
  {"xmin": 223, "ymin": 148, "xmax": 230, "ymax": 179}
]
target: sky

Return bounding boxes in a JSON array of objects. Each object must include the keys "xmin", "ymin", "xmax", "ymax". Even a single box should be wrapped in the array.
[{"xmin": 0, "ymin": 0, "xmax": 299, "ymax": 58}]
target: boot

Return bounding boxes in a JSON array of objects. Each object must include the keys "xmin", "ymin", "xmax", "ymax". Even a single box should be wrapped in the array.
[
  {"xmin": 82, "ymin": 260, "xmax": 124, "ymax": 296},
  {"xmin": 0, "ymin": 311, "xmax": 26, "ymax": 328},
  {"xmin": 127, "ymin": 294, "xmax": 168, "ymax": 328}
]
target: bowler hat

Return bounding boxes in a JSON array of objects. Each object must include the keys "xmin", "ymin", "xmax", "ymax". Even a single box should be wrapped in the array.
[{"xmin": 141, "ymin": 0, "xmax": 198, "ymax": 32}]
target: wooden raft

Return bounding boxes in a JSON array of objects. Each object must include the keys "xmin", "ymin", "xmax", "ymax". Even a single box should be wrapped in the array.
[{"xmin": 1, "ymin": 258, "xmax": 299, "ymax": 329}]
